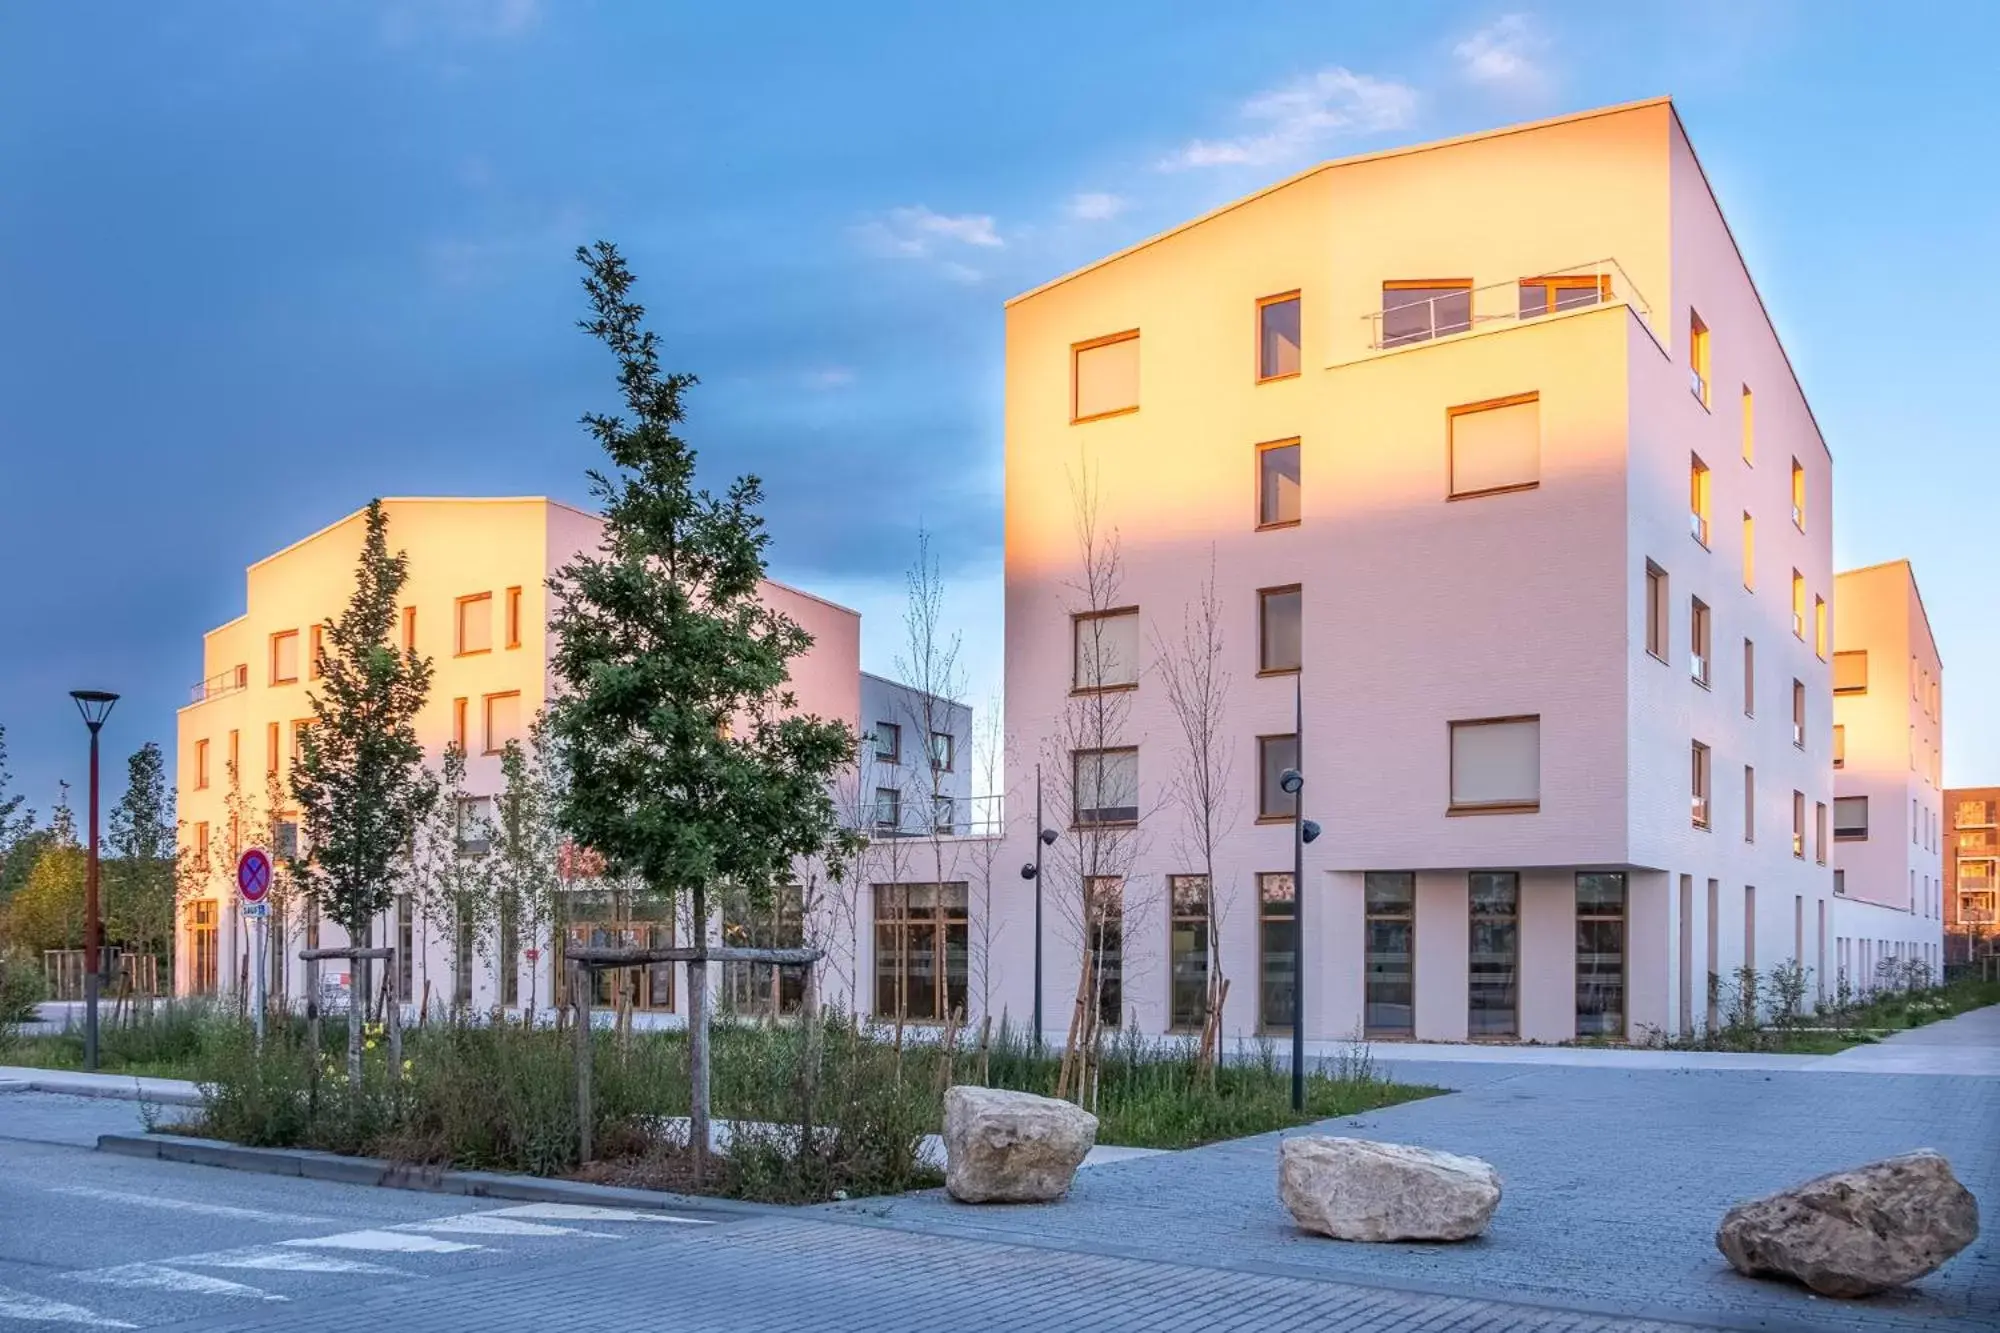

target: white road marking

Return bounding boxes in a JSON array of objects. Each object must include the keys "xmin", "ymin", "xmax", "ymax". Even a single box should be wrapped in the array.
[
  {"xmin": 50, "ymin": 1186, "xmax": 325, "ymax": 1224},
  {"xmin": 280, "ymin": 1229, "xmax": 479, "ymax": 1254},
  {"xmin": 487, "ymin": 1203, "xmax": 714, "ymax": 1226},
  {"xmin": 0, "ymin": 1287, "xmax": 137, "ymax": 1328},
  {"xmin": 69, "ymin": 1264, "xmax": 284, "ymax": 1301},
  {"xmin": 390, "ymin": 1213, "xmax": 613, "ymax": 1238},
  {"xmin": 177, "ymin": 1248, "xmax": 404, "ymax": 1275}
]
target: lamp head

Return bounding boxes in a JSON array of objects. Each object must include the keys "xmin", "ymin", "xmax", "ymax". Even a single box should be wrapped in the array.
[
  {"xmin": 1301, "ymin": 819, "xmax": 1322, "ymax": 844},
  {"xmin": 1020, "ymin": 862, "xmax": 1038, "ymax": 881},
  {"xmin": 1039, "ymin": 827, "xmax": 1059, "ymax": 846},
  {"xmin": 70, "ymin": 689, "xmax": 119, "ymax": 731},
  {"xmin": 1279, "ymin": 767, "xmax": 1303, "ymax": 795}
]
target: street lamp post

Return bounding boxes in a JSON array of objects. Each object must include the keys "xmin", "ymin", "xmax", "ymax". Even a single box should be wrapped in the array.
[
  {"xmin": 1018, "ymin": 763, "xmax": 1059, "ymax": 1051},
  {"xmin": 1279, "ymin": 677, "xmax": 1321, "ymax": 1112},
  {"xmin": 70, "ymin": 689, "xmax": 119, "ymax": 1074}
]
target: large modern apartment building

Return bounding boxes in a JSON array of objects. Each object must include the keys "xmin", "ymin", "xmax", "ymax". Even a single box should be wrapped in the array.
[
  {"xmin": 1944, "ymin": 786, "xmax": 2000, "ymax": 964},
  {"xmin": 992, "ymin": 98, "xmax": 1836, "ymax": 1044},
  {"xmin": 1829, "ymin": 561, "xmax": 1944, "ymax": 987}
]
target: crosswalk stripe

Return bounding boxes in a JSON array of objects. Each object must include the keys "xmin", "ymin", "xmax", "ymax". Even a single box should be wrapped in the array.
[
  {"xmin": 69, "ymin": 1264, "xmax": 284, "ymax": 1301},
  {"xmin": 280, "ymin": 1229, "xmax": 479, "ymax": 1254},
  {"xmin": 390, "ymin": 1213, "xmax": 612, "ymax": 1238},
  {"xmin": 176, "ymin": 1248, "xmax": 404, "ymax": 1275},
  {"xmin": 0, "ymin": 1286, "xmax": 137, "ymax": 1328},
  {"xmin": 488, "ymin": 1203, "xmax": 714, "ymax": 1226},
  {"xmin": 49, "ymin": 1187, "xmax": 326, "ymax": 1224}
]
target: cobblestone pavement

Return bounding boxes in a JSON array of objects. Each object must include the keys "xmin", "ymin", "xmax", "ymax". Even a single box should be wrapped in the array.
[{"xmin": 825, "ymin": 1061, "xmax": 1997, "ymax": 1333}]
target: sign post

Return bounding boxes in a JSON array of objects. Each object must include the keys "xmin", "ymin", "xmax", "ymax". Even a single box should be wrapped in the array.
[{"xmin": 237, "ymin": 848, "xmax": 272, "ymax": 1043}]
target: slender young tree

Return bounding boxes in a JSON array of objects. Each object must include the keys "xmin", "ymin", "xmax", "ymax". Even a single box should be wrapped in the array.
[
  {"xmin": 291, "ymin": 500, "xmax": 438, "ymax": 1083},
  {"xmin": 546, "ymin": 242, "xmax": 855, "ymax": 1175},
  {"xmin": 412, "ymin": 744, "xmax": 498, "ymax": 1015},
  {"xmin": 492, "ymin": 717, "xmax": 566, "ymax": 1014},
  {"xmin": 106, "ymin": 741, "xmax": 178, "ymax": 989}
]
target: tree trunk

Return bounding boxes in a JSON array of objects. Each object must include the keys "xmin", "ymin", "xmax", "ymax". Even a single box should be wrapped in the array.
[
  {"xmin": 572, "ymin": 962, "xmax": 592, "ymax": 1164},
  {"xmin": 387, "ymin": 946, "xmax": 403, "ymax": 1086},
  {"xmin": 687, "ymin": 882, "xmax": 710, "ymax": 1185},
  {"xmin": 347, "ymin": 956, "xmax": 365, "ymax": 1089}
]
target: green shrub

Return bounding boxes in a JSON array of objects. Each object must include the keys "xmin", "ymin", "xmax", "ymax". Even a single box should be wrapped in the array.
[{"xmin": 0, "ymin": 958, "xmax": 46, "ymax": 1030}]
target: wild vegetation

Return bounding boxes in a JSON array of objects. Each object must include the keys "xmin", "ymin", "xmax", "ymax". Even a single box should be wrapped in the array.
[{"xmin": 1623, "ymin": 962, "xmax": 1999, "ymax": 1054}]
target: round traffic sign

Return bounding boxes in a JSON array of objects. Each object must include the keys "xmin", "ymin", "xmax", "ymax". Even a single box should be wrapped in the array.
[{"xmin": 237, "ymin": 847, "xmax": 272, "ymax": 904}]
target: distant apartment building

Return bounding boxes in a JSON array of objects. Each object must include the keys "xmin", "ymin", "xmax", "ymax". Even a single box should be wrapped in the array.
[
  {"xmin": 1829, "ymin": 561, "xmax": 1944, "ymax": 988},
  {"xmin": 858, "ymin": 672, "xmax": 975, "ymax": 836},
  {"xmin": 173, "ymin": 497, "xmax": 973, "ymax": 1020},
  {"xmin": 989, "ymin": 97, "xmax": 1836, "ymax": 1044},
  {"xmin": 1944, "ymin": 786, "xmax": 2000, "ymax": 963}
]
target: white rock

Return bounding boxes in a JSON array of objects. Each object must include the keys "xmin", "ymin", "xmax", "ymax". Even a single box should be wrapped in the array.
[
  {"xmin": 942, "ymin": 1086, "xmax": 1098, "ymax": 1204},
  {"xmin": 1278, "ymin": 1136, "xmax": 1501, "ymax": 1242},
  {"xmin": 1715, "ymin": 1149, "xmax": 1979, "ymax": 1298}
]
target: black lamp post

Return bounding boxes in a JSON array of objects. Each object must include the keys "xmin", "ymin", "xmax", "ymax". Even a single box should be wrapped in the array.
[
  {"xmin": 1018, "ymin": 762, "xmax": 1059, "ymax": 1052},
  {"xmin": 1280, "ymin": 677, "xmax": 1321, "ymax": 1112},
  {"xmin": 70, "ymin": 689, "xmax": 119, "ymax": 1073}
]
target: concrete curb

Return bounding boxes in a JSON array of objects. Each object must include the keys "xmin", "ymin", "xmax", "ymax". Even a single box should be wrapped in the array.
[
  {"xmin": 0, "ymin": 1071, "xmax": 202, "ymax": 1106},
  {"xmin": 97, "ymin": 1133, "xmax": 782, "ymax": 1220}
]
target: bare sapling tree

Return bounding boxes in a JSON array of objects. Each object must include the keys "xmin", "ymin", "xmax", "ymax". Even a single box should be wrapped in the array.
[
  {"xmin": 1151, "ymin": 547, "xmax": 1236, "ymax": 1074},
  {"xmin": 965, "ymin": 695, "xmax": 1011, "ymax": 1028},
  {"xmin": 413, "ymin": 744, "xmax": 498, "ymax": 1019},
  {"xmin": 492, "ymin": 714, "xmax": 565, "ymax": 1016}
]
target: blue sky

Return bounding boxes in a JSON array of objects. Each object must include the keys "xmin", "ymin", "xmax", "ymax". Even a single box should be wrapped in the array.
[{"xmin": 3, "ymin": 1, "xmax": 1996, "ymax": 817}]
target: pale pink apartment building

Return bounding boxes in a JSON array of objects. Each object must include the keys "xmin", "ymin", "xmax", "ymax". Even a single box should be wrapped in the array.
[
  {"xmin": 992, "ymin": 98, "xmax": 1836, "ymax": 1043},
  {"xmin": 1830, "ymin": 560, "xmax": 1944, "ymax": 989}
]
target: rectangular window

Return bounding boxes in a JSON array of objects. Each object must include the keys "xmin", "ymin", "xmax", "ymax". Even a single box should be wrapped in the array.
[
  {"xmin": 1518, "ymin": 274, "xmax": 1606, "ymax": 317},
  {"xmin": 1792, "ymin": 679, "xmax": 1805, "ymax": 748},
  {"xmin": 401, "ymin": 606, "xmax": 417, "ymax": 654},
  {"xmin": 1834, "ymin": 795, "xmax": 1869, "ymax": 841},
  {"xmin": 1690, "ymin": 597, "xmax": 1711, "ymax": 686},
  {"xmin": 1576, "ymin": 872, "xmax": 1626, "ymax": 1039},
  {"xmin": 1073, "ymin": 607, "xmax": 1140, "ymax": 690},
  {"xmin": 1688, "ymin": 309, "xmax": 1710, "ymax": 405},
  {"xmin": 457, "ymin": 796, "xmax": 494, "ymax": 854},
  {"xmin": 873, "ymin": 787, "xmax": 901, "ymax": 832},
  {"xmin": 928, "ymin": 730, "xmax": 954, "ymax": 772},
  {"xmin": 1741, "ymin": 385, "xmax": 1754, "ymax": 463},
  {"xmin": 309, "ymin": 624, "xmax": 324, "ymax": 680},
  {"xmin": 1833, "ymin": 651, "xmax": 1868, "ymax": 694},
  {"xmin": 1814, "ymin": 596, "xmax": 1828, "ymax": 660},
  {"xmin": 1258, "ymin": 733, "xmax": 1299, "ymax": 821},
  {"xmin": 290, "ymin": 719, "xmax": 311, "ymax": 769},
  {"xmin": 872, "ymin": 882, "xmax": 969, "ymax": 1022},
  {"xmin": 452, "ymin": 697, "xmax": 468, "ymax": 752},
  {"xmin": 1168, "ymin": 875, "xmax": 1210, "ymax": 1030},
  {"xmin": 187, "ymin": 899, "xmax": 218, "ymax": 996},
  {"xmin": 1741, "ymin": 512, "xmax": 1754, "ymax": 589},
  {"xmin": 483, "ymin": 691, "xmax": 522, "ymax": 755},
  {"xmin": 505, "ymin": 586, "xmax": 522, "ymax": 649},
  {"xmin": 1744, "ymin": 885, "xmax": 1757, "ymax": 973},
  {"xmin": 1258, "ymin": 585, "xmax": 1302, "ymax": 673},
  {"xmin": 1363, "ymin": 872, "xmax": 1414, "ymax": 1037},
  {"xmin": 273, "ymin": 817, "xmax": 299, "ymax": 862},
  {"xmin": 1793, "ymin": 791, "xmax": 1806, "ymax": 858},
  {"xmin": 1072, "ymin": 331, "xmax": 1139, "ymax": 422},
  {"xmin": 1448, "ymin": 716, "xmax": 1539, "ymax": 814},
  {"xmin": 1791, "ymin": 571, "xmax": 1805, "ymax": 638},
  {"xmin": 873, "ymin": 721, "xmax": 900, "ymax": 763},
  {"xmin": 194, "ymin": 738, "xmax": 210, "ymax": 791},
  {"xmin": 1468, "ymin": 871, "xmax": 1519, "ymax": 1038},
  {"xmin": 932, "ymin": 793, "xmax": 954, "ymax": 834},
  {"xmin": 1258, "ymin": 872, "xmax": 1296, "ymax": 1031},
  {"xmin": 270, "ymin": 630, "xmax": 299, "ymax": 685},
  {"xmin": 1691, "ymin": 741, "xmax": 1711, "ymax": 829},
  {"xmin": 1791, "ymin": 458, "xmax": 1806, "ymax": 530},
  {"xmin": 1256, "ymin": 439, "xmax": 1301, "ymax": 528},
  {"xmin": 1815, "ymin": 801, "xmax": 1828, "ymax": 864},
  {"xmin": 193, "ymin": 821, "xmax": 209, "ymax": 864},
  {"xmin": 1743, "ymin": 765, "xmax": 1755, "ymax": 841},
  {"xmin": 1257, "ymin": 292, "xmax": 1301, "ymax": 381},
  {"xmin": 456, "ymin": 592, "xmax": 493, "ymax": 656},
  {"xmin": 1381, "ymin": 280, "xmax": 1471, "ymax": 346},
  {"xmin": 227, "ymin": 729, "xmax": 239, "ymax": 778},
  {"xmin": 265, "ymin": 721, "xmax": 280, "ymax": 775},
  {"xmin": 1743, "ymin": 639, "xmax": 1755, "ymax": 716},
  {"xmin": 1645, "ymin": 562, "xmax": 1669, "ymax": 660},
  {"xmin": 721, "ymin": 882, "xmax": 806, "ymax": 1018},
  {"xmin": 1087, "ymin": 876, "xmax": 1123, "ymax": 1029},
  {"xmin": 1689, "ymin": 453, "xmax": 1711, "ymax": 545},
  {"xmin": 1448, "ymin": 393, "xmax": 1540, "ymax": 498},
  {"xmin": 1073, "ymin": 747, "xmax": 1139, "ymax": 826}
]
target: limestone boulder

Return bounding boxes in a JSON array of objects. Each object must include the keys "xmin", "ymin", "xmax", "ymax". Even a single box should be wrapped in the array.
[
  {"xmin": 1715, "ymin": 1150, "xmax": 1979, "ymax": 1298},
  {"xmin": 942, "ymin": 1086, "xmax": 1098, "ymax": 1204},
  {"xmin": 1278, "ymin": 1136, "xmax": 1501, "ymax": 1242}
]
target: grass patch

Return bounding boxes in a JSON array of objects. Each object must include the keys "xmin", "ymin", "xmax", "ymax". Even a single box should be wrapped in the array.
[{"xmin": 1620, "ymin": 969, "xmax": 2000, "ymax": 1054}]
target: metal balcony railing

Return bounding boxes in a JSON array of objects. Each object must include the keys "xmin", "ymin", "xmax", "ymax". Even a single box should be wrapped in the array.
[
  {"xmin": 1363, "ymin": 259, "xmax": 1655, "ymax": 352},
  {"xmin": 858, "ymin": 792, "xmax": 1005, "ymax": 840},
  {"xmin": 189, "ymin": 664, "xmax": 249, "ymax": 705}
]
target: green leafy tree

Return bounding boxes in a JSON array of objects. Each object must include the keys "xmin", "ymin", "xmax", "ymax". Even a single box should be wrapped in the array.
[
  {"xmin": 7, "ymin": 842, "xmax": 85, "ymax": 957},
  {"xmin": 105, "ymin": 741, "xmax": 177, "ymax": 987},
  {"xmin": 547, "ymin": 242, "xmax": 855, "ymax": 1169},
  {"xmin": 0, "ymin": 723, "xmax": 35, "ymax": 885},
  {"xmin": 291, "ymin": 500, "xmax": 439, "ymax": 1081}
]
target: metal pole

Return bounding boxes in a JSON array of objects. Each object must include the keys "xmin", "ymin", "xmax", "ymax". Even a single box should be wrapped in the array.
[
  {"xmin": 1290, "ymin": 676, "xmax": 1305, "ymax": 1113},
  {"xmin": 1033, "ymin": 763, "xmax": 1044, "ymax": 1052},
  {"xmin": 253, "ymin": 912, "xmax": 267, "ymax": 1045},
  {"xmin": 84, "ymin": 725, "xmax": 102, "ymax": 1073}
]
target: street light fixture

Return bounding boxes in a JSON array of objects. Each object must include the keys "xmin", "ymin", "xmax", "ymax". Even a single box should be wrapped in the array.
[
  {"xmin": 70, "ymin": 689, "xmax": 119, "ymax": 1073},
  {"xmin": 1018, "ymin": 765, "xmax": 1060, "ymax": 1052},
  {"xmin": 1282, "ymin": 676, "xmax": 1322, "ymax": 1112}
]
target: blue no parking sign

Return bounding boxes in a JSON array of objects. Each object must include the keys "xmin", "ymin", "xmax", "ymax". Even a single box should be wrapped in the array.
[{"xmin": 237, "ymin": 847, "xmax": 272, "ymax": 907}]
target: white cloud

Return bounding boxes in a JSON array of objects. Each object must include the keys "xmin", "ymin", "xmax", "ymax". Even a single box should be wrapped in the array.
[
  {"xmin": 804, "ymin": 368, "xmax": 856, "ymax": 390},
  {"xmin": 1065, "ymin": 191, "xmax": 1126, "ymax": 222},
  {"xmin": 853, "ymin": 205, "xmax": 1003, "ymax": 281},
  {"xmin": 380, "ymin": 0, "xmax": 541, "ymax": 49},
  {"xmin": 1161, "ymin": 67, "xmax": 1417, "ymax": 171},
  {"xmin": 1454, "ymin": 14, "xmax": 1548, "ymax": 90}
]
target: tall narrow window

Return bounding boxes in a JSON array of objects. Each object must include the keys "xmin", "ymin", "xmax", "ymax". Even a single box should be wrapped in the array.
[
  {"xmin": 227, "ymin": 729, "xmax": 239, "ymax": 777},
  {"xmin": 1691, "ymin": 741, "xmax": 1711, "ymax": 829},
  {"xmin": 1364, "ymin": 872, "xmax": 1415, "ymax": 1037},
  {"xmin": 1743, "ymin": 765, "xmax": 1755, "ymax": 841},
  {"xmin": 1168, "ymin": 875, "xmax": 1210, "ymax": 1030},
  {"xmin": 1256, "ymin": 439, "xmax": 1301, "ymax": 528},
  {"xmin": 1689, "ymin": 453, "xmax": 1711, "ymax": 545},
  {"xmin": 401, "ymin": 606, "xmax": 417, "ymax": 654},
  {"xmin": 873, "ymin": 721, "xmax": 900, "ymax": 763},
  {"xmin": 452, "ymin": 697, "xmax": 469, "ymax": 753},
  {"xmin": 1576, "ymin": 873, "xmax": 1626, "ymax": 1039},
  {"xmin": 1645, "ymin": 562, "xmax": 1669, "ymax": 660},
  {"xmin": 1072, "ymin": 608, "xmax": 1141, "ymax": 690},
  {"xmin": 1792, "ymin": 679, "xmax": 1805, "ymax": 748},
  {"xmin": 1258, "ymin": 734, "xmax": 1300, "ymax": 820},
  {"xmin": 1791, "ymin": 570, "xmax": 1806, "ymax": 638},
  {"xmin": 1744, "ymin": 884, "xmax": 1758, "ymax": 972},
  {"xmin": 1448, "ymin": 717, "xmax": 1539, "ymax": 814},
  {"xmin": 265, "ymin": 722, "xmax": 280, "ymax": 775},
  {"xmin": 1812, "ymin": 596, "xmax": 1827, "ymax": 660},
  {"xmin": 1832, "ymin": 724, "xmax": 1845, "ymax": 768},
  {"xmin": 1073, "ymin": 747, "xmax": 1139, "ymax": 826},
  {"xmin": 1741, "ymin": 385, "xmax": 1754, "ymax": 463},
  {"xmin": 1380, "ymin": 280, "xmax": 1471, "ymax": 346},
  {"xmin": 1741, "ymin": 512, "xmax": 1754, "ymax": 589},
  {"xmin": 1743, "ymin": 639, "xmax": 1755, "ymax": 716},
  {"xmin": 1815, "ymin": 801, "xmax": 1828, "ymax": 864},
  {"xmin": 1790, "ymin": 459, "xmax": 1806, "ymax": 530},
  {"xmin": 1688, "ymin": 309, "xmax": 1710, "ymax": 405},
  {"xmin": 1448, "ymin": 393, "xmax": 1540, "ymax": 497},
  {"xmin": 194, "ymin": 738, "xmax": 210, "ymax": 791},
  {"xmin": 873, "ymin": 787, "xmax": 901, "ymax": 831},
  {"xmin": 505, "ymin": 586, "xmax": 522, "ymax": 649},
  {"xmin": 1792, "ymin": 791, "xmax": 1806, "ymax": 858},
  {"xmin": 1257, "ymin": 293, "xmax": 1301, "ymax": 381},
  {"xmin": 456, "ymin": 592, "xmax": 493, "ymax": 656},
  {"xmin": 1833, "ymin": 651, "xmax": 1868, "ymax": 694},
  {"xmin": 1072, "ymin": 331, "xmax": 1140, "ymax": 422},
  {"xmin": 193, "ymin": 821, "xmax": 209, "ymax": 865},
  {"xmin": 270, "ymin": 630, "xmax": 299, "ymax": 685},
  {"xmin": 1468, "ymin": 872, "xmax": 1519, "ymax": 1038},
  {"xmin": 308, "ymin": 625, "xmax": 324, "ymax": 680},
  {"xmin": 1690, "ymin": 597, "xmax": 1711, "ymax": 687},
  {"xmin": 1258, "ymin": 585, "xmax": 1302, "ymax": 673},
  {"xmin": 1086, "ymin": 876, "xmax": 1123, "ymax": 1029},
  {"xmin": 1258, "ymin": 872, "xmax": 1296, "ymax": 1031}
]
